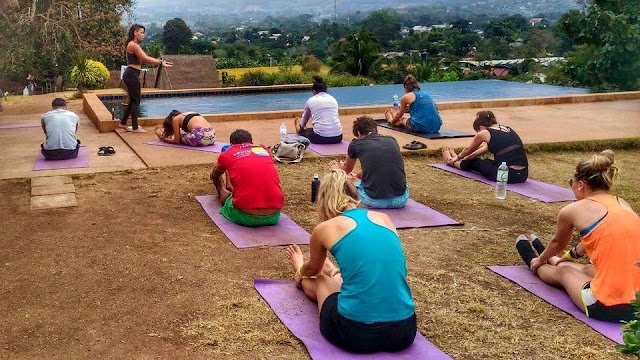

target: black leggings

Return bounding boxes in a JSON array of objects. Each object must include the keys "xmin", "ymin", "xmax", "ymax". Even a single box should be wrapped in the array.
[
  {"xmin": 121, "ymin": 67, "xmax": 141, "ymax": 129},
  {"xmin": 460, "ymin": 158, "xmax": 528, "ymax": 183},
  {"xmin": 300, "ymin": 127, "xmax": 343, "ymax": 144}
]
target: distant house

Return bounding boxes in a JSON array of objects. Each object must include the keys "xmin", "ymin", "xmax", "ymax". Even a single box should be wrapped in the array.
[
  {"xmin": 382, "ymin": 51, "xmax": 405, "ymax": 58},
  {"xmin": 400, "ymin": 27, "xmax": 410, "ymax": 36},
  {"xmin": 412, "ymin": 26, "xmax": 429, "ymax": 33},
  {"xmin": 268, "ymin": 33, "xmax": 282, "ymax": 40},
  {"xmin": 492, "ymin": 67, "xmax": 509, "ymax": 77},
  {"xmin": 528, "ymin": 18, "xmax": 543, "ymax": 26},
  {"xmin": 257, "ymin": 30, "xmax": 270, "ymax": 36},
  {"xmin": 194, "ymin": 32, "xmax": 204, "ymax": 37},
  {"xmin": 301, "ymin": 35, "xmax": 311, "ymax": 42}
]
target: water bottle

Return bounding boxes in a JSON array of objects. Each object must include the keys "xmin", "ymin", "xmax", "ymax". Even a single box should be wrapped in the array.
[
  {"xmin": 495, "ymin": 162, "xmax": 509, "ymax": 200},
  {"xmin": 311, "ymin": 174, "xmax": 320, "ymax": 203},
  {"xmin": 279, "ymin": 122, "xmax": 287, "ymax": 142},
  {"xmin": 392, "ymin": 95, "xmax": 400, "ymax": 111}
]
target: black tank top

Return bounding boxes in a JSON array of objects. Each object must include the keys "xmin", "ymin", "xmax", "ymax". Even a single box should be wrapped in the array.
[
  {"xmin": 126, "ymin": 46, "xmax": 141, "ymax": 65},
  {"xmin": 181, "ymin": 113, "xmax": 201, "ymax": 132},
  {"xmin": 487, "ymin": 125, "xmax": 528, "ymax": 167}
]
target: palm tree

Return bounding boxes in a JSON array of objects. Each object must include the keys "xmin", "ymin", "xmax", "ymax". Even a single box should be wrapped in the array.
[{"xmin": 330, "ymin": 28, "xmax": 382, "ymax": 77}]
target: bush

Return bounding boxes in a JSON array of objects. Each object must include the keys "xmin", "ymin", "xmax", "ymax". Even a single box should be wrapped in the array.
[
  {"xmin": 300, "ymin": 55, "xmax": 323, "ymax": 73},
  {"xmin": 69, "ymin": 60, "xmax": 109, "ymax": 90},
  {"xmin": 239, "ymin": 71, "xmax": 269, "ymax": 86}
]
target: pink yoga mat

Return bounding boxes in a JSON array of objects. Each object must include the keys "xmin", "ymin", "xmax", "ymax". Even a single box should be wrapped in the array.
[
  {"xmin": 195, "ymin": 195, "xmax": 310, "ymax": 248},
  {"xmin": 429, "ymin": 163, "xmax": 576, "ymax": 203},
  {"xmin": 0, "ymin": 123, "xmax": 41, "ymax": 129},
  {"xmin": 33, "ymin": 146, "xmax": 89, "ymax": 171},
  {"xmin": 368, "ymin": 199, "xmax": 461, "ymax": 229},
  {"xmin": 144, "ymin": 140, "xmax": 228, "ymax": 153},
  {"xmin": 489, "ymin": 265, "xmax": 623, "ymax": 343},
  {"xmin": 255, "ymin": 279, "xmax": 452, "ymax": 360},
  {"xmin": 308, "ymin": 141, "xmax": 350, "ymax": 156}
]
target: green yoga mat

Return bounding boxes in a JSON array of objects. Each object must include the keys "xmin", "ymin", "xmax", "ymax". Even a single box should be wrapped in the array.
[{"xmin": 374, "ymin": 119, "xmax": 473, "ymax": 139}]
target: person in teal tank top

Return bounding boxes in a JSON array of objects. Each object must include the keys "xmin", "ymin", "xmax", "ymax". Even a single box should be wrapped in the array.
[
  {"xmin": 385, "ymin": 75, "xmax": 442, "ymax": 133},
  {"xmin": 284, "ymin": 169, "xmax": 417, "ymax": 354}
]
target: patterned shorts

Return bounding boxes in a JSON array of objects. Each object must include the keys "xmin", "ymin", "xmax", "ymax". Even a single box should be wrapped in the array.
[{"xmin": 181, "ymin": 127, "xmax": 215, "ymax": 147}]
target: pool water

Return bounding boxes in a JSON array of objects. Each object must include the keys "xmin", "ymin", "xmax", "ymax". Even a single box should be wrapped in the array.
[{"xmin": 103, "ymin": 79, "xmax": 589, "ymax": 118}]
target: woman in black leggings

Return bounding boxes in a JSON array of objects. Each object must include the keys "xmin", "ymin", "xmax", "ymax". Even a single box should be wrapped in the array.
[
  {"xmin": 121, "ymin": 24, "xmax": 172, "ymax": 133},
  {"xmin": 441, "ymin": 110, "xmax": 528, "ymax": 183}
]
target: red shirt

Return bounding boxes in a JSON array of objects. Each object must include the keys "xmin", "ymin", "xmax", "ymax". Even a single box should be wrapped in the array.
[{"xmin": 216, "ymin": 143, "xmax": 284, "ymax": 211}]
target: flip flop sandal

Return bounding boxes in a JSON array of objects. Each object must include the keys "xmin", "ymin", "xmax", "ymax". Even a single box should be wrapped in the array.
[
  {"xmin": 403, "ymin": 141, "xmax": 427, "ymax": 150},
  {"xmin": 105, "ymin": 146, "xmax": 116, "ymax": 155},
  {"xmin": 98, "ymin": 146, "xmax": 116, "ymax": 156}
]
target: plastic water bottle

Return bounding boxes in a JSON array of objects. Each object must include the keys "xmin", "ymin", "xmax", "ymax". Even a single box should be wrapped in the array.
[
  {"xmin": 495, "ymin": 162, "xmax": 509, "ymax": 200},
  {"xmin": 392, "ymin": 95, "xmax": 400, "ymax": 110},
  {"xmin": 279, "ymin": 122, "xmax": 287, "ymax": 142},
  {"xmin": 311, "ymin": 174, "xmax": 320, "ymax": 203}
]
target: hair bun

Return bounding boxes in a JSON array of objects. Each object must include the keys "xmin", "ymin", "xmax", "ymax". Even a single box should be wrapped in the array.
[
  {"xmin": 312, "ymin": 75, "xmax": 324, "ymax": 83},
  {"xmin": 590, "ymin": 149, "xmax": 615, "ymax": 171}
]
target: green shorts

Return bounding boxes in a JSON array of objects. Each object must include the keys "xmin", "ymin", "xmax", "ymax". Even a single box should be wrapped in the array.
[{"xmin": 220, "ymin": 195, "xmax": 281, "ymax": 227}]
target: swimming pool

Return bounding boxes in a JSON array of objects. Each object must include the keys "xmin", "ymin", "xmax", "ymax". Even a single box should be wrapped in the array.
[{"xmin": 102, "ymin": 80, "xmax": 590, "ymax": 118}]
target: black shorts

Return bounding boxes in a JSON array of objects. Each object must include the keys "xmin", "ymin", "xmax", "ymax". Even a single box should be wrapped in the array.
[
  {"xmin": 581, "ymin": 282, "xmax": 635, "ymax": 322},
  {"xmin": 299, "ymin": 127, "xmax": 342, "ymax": 144},
  {"xmin": 319, "ymin": 292, "xmax": 417, "ymax": 354},
  {"xmin": 459, "ymin": 158, "xmax": 528, "ymax": 184}
]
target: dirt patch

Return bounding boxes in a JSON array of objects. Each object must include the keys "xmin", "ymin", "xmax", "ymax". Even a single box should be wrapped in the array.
[{"xmin": 0, "ymin": 150, "xmax": 638, "ymax": 359}]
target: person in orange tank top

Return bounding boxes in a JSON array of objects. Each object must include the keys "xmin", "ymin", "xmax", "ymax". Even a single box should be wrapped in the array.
[{"xmin": 515, "ymin": 149, "xmax": 640, "ymax": 322}]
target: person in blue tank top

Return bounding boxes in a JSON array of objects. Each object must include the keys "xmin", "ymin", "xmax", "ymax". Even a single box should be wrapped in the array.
[
  {"xmin": 284, "ymin": 169, "xmax": 417, "ymax": 354},
  {"xmin": 385, "ymin": 75, "xmax": 442, "ymax": 133}
]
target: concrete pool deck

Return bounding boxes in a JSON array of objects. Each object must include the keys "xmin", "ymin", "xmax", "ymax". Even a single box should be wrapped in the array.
[{"xmin": 0, "ymin": 91, "xmax": 638, "ymax": 179}]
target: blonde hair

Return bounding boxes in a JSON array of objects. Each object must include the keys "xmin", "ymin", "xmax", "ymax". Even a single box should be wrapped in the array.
[
  {"xmin": 317, "ymin": 169, "xmax": 360, "ymax": 222},
  {"xmin": 574, "ymin": 149, "xmax": 619, "ymax": 190}
]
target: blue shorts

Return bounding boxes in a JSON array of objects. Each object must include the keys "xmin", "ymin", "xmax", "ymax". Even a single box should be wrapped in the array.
[{"xmin": 355, "ymin": 181, "xmax": 409, "ymax": 209}]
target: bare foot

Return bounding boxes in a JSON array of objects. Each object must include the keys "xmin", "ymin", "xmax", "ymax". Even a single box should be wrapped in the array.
[
  {"xmin": 130, "ymin": 127, "xmax": 147, "ymax": 133},
  {"xmin": 118, "ymin": 123, "xmax": 128, "ymax": 129},
  {"xmin": 441, "ymin": 147, "xmax": 453, "ymax": 161},
  {"xmin": 285, "ymin": 245, "xmax": 304, "ymax": 272},
  {"xmin": 385, "ymin": 108, "xmax": 394, "ymax": 124},
  {"xmin": 321, "ymin": 258, "xmax": 340, "ymax": 277},
  {"xmin": 293, "ymin": 117, "xmax": 300, "ymax": 133}
]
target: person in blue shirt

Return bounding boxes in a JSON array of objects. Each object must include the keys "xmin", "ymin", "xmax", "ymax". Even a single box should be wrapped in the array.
[
  {"xmin": 284, "ymin": 169, "xmax": 416, "ymax": 354},
  {"xmin": 385, "ymin": 75, "xmax": 442, "ymax": 134}
]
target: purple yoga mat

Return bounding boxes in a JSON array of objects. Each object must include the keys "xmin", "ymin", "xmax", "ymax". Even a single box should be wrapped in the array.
[
  {"xmin": 195, "ymin": 195, "xmax": 310, "ymax": 248},
  {"xmin": 308, "ymin": 141, "xmax": 350, "ymax": 156},
  {"xmin": 369, "ymin": 199, "xmax": 461, "ymax": 229},
  {"xmin": 489, "ymin": 265, "xmax": 623, "ymax": 343},
  {"xmin": 429, "ymin": 163, "xmax": 576, "ymax": 203},
  {"xmin": 255, "ymin": 279, "xmax": 452, "ymax": 360},
  {"xmin": 0, "ymin": 123, "xmax": 41, "ymax": 129},
  {"xmin": 144, "ymin": 140, "xmax": 228, "ymax": 153},
  {"xmin": 33, "ymin": 146, "xmax": 89, "ymax": 171}
]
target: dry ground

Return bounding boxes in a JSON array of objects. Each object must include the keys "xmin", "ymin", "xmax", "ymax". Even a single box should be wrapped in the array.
[{"xmin": 1, "ymin": 148, "xmax": 639, "ymax": 359}]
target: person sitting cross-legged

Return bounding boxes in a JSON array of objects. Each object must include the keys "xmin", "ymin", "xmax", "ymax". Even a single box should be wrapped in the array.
[
  {"xmin": 329, "ymin": 115, "xmax": 409, "ymax": 208},
  {"xmin": 41, "ymin": 98, "xmax": 81, "ymax": 160},
  {"xmin": 284, "ymin": 169, "xmax": 416, "ymax": 354},
  {"xmin": 515, "ymin": 150, "xmax": 640, "ymax": 323},
  {"xmin": 209, "ymin": 129, "xmax": 284, "ymax": 227}
]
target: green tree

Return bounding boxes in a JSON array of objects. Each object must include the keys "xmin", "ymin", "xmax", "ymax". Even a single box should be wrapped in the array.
[
  {"xmin": 561, "ymin": 0, "xmax": 639, "ymax": 91},
  {"xmin": 0, "ymin": 0, "xmax": 133, "ymax": 81},
  {"xmin": 330, "ymin": 28, "xmax": 381, "ymax": 77},
  {"xmin": 360, "ymin": 10, "xmax": 400, "ymax": 46},
  {"xmin": 162, "ymin": 18, "xmax": 192, "ymax": 54}
]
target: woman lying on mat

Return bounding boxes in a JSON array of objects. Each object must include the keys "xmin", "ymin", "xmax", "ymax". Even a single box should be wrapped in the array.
[
  {"xmin": 441, "ymin": 110, "xmax": 528, "ymax": 183},
  {"xmin": 155, "ymin": 110, "xmax": 215, "ymax": 147},
  {"xmin": 515, "ymin": 150, "xmax": 640, "ymax": 322},
  {"xmin": 284, "ymin": 169, "xmax": 416, "ymax": 354},
  {"xmin": 385, "ymin": 75, "xmax": 442, "ymax": 134}
]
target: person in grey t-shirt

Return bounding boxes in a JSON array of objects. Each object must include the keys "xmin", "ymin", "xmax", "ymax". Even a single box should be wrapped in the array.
[
  {"xmin": 329, "ymin": 116, "xmax": 409, "ymax": 209},
  {"xmin": 41, "ymin": 98, "xmax": 80, "ymax": 160}
]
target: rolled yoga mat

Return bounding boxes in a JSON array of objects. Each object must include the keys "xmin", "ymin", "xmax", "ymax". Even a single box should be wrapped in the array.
[
  {"xmin": 144, "ymin": 140, "xmax": 229, "ymax": 153},
  {"xmin": 374, "ymin": 120, "xmax": 473, "ymax": 139},
  {"xmin": 429, "ymin": 163, "xmax": 576, "ymax": 203},
  {"xmin": 0, "ymin": 123, "xmax": 41, "ymax": 129},
  {"xmin": 308, "ymin": 141, "xmax": 350, "ymax": 156},
  {"xmin": 195, "ymin": 195, "xmax": 310, "ymax": 249},
  {"xmin": 368, "ymin": 199, "xmax": 461, "ymax": 229},
  {"xmin": 33, "ymin": 146, "xmax": 89, "ymax": 171},
  {"xmin": 488, "ymin": 265, "xmax": 623, "ymax": 344},
  {"xmin": 255, "ymin": 278, "xmax": 452, "ymax": 360}
]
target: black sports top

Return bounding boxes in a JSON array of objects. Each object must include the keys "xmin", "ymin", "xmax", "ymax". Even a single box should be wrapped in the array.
[
  {"xmin": 126, "ymin": 50, "xmax": 141, "ymax": 65},
  {"xmin": 181, "ymin": 113, "xmax": 201, "ymax": 132},
  {"xmin": 487, "ymin": 125, "xmax": 528, "ymax": 167}
]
